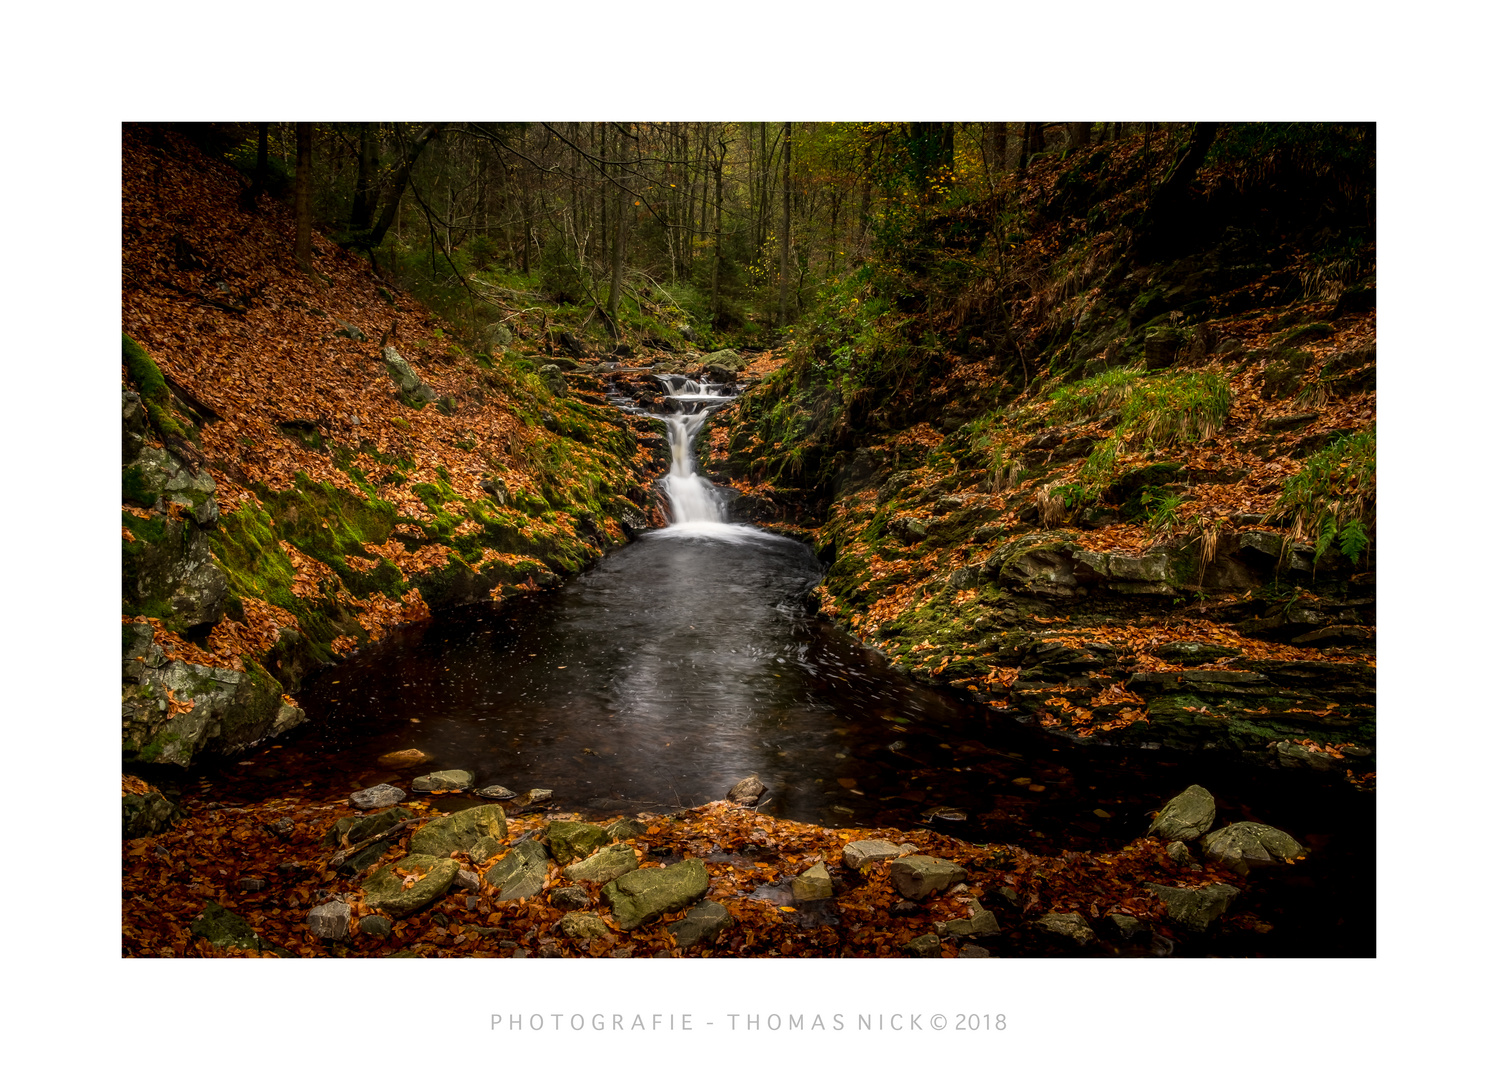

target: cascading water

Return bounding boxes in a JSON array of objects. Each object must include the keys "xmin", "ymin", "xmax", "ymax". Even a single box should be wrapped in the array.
[{"xmin": 651, "ymin": 374, "xmax": 751, "ymax": 537}]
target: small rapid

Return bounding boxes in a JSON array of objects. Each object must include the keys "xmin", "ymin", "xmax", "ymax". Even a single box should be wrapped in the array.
[{"xmin": 648, "ymin": 373, "xmax": 762, "ymax": 540}]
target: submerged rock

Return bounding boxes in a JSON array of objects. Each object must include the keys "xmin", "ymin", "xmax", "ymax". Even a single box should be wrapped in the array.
[
  {"xmin": 475, "ymin": 785, "xmax": 517, "ymax": 800},
  {"xmin": 603, "ymin": 859, "xmax": 710, "ymax": 930},
  {"xmin": 377, "ymin": 748, "xmax": 432, "ymax": 769},
  {"xmin": 411, "ymin": 769, "xmax": 474, "ymax": 792},
  {"xmin": 349, "ymin": 784, "xmax": 405, "ymax": 810},
  {"xmin": 1147, "ymin": 785, "xmax": 1217, "ymax": 842},
  {"xmin": 727, "ymin": 776, "xmax": 767, "ymax": 806},
  {"xmin": 791, "ymin": 860, "xmax": 834, "ymax": 901}
]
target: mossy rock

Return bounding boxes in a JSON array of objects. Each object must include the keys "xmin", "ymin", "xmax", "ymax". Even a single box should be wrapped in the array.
[
  {"xmin": 409, "ymin": 804, "xmax": 507, "ymax": 857},
  {"xmin": 362, "ymin": 854, "xmax": 460, "ymax": 918},
  {"xmin": 602, "ymin": 859, "xmax": 710, "ymax": 930},
  {"xmin": 546, "ymin": 820, "xmax": 607, "ymax": 863}
]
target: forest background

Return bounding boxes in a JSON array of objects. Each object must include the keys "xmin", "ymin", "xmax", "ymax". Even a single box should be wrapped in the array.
[{"xmin": 9, "ymin": 2, "xmax": 1492, "ymax": 1077}]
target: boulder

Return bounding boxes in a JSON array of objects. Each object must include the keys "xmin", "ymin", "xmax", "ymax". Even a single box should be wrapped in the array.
[
  {"xmin": 476, "ymin": 785, "xmax": 517, "ymax": 800},
  {"xmin": 124, "ymin": 445, "xmax": 220, "ymax": 525},
  {"xmin": 547, "ymin": 820, "xmax": 607, "ymax": 863},
  {"xmin": 539, "ymin": 364, "xmax": 568, "ymax": 397},
  {"xmin": 411, "ymin": 769, "xmax": 474, "ymax": 792},
  {"xmin": 349, "ymin": 784, "xmax": 405, "ymax": 810},
  {"xmin": 959, "ymin": 944, "xmax": 991, "ymax": 958},
  {"xmin": 937, "ymin": 904, "xmax": 1000, "ymax": 938},
  {"xmin": 727, "ymin": 776, "xmax": 767, "ymax": 806},
  {"xmin": 700, "ymin": 348, "xmax": 747, "ymax": 372},
  {"xmin": 190, "ymin": 901, "xmax": 262, "ymax": 951},
  {"xmin": 563, "ymin": 843, "xmax": 639, "ymax": 885},
  {"xmin": 670, "ymin": 900, "xmax": 732, "ymax": 949},
  {"xmin": 1200, "ymin": 821, "xmax": 1306, "ymax": 874},
  {"xmin": 791, "ymin": 860, "xmax": 834, "ymax": 901},
  {"xmin": 557, "ymin": 911, "xmax": 611, "ymax": 941},
  {"xmin": 1101, "ymin": 913, "xmax": 1151, "ymax": 944},
  {"xmin": 1147, "ymin": 785, "xmax": 1216, "ymax": 842},
  {"xmin": 602, "ymin": 859, "xmax": 710, "ymax": 930},
  {"xmin": 122, "ymin": 510, "xmax": 229, "ymax": 630},
  {"xmin": 325, "ymin": 806, "xmax": 414, "ymax": 849},
  {"xmin": 363, "ymin": 854, "xmax": 460, "ymax": 918},
  {"xmin": 1035, "ymin": 912, "xmax": 1097, "ymax": 947},
  {"xmin": 1146, "ymin": 881, "xmax": 1240, "ymax": 932},
  {"xmin": 359, "ymin": 915, "xmax": 393, "ymax": 938},
  {"xmin": 469, "ymin": 836, "xmax": 504, "ymax": 863},
  {"xmin": 409, "ymin": 804, "xmax": 507, "ymax": 857},
  {"xmin": 524, "ymin": 788, "xmax": 554, "ymax": 805},
  {"xmin": 485, "ymin": 840, "xmax": 551, "ymax": 900},
  {"xmin": 383, "ymin": 346, "xmax": 436, "ymax": 405},
  {"xmin": 842, "ymin": 839, "xmax": 917, "ymax": 869},
  {"xmin": 889, "ymin": 856, "xmax": 968, "ymax": 900},
  {"xmin": 483, "ymin": 321, "xmax": 513, "ymax": 350},
  {"xmin": 307, "ymin": 900, "xmax": 351, "ymax": 941}
]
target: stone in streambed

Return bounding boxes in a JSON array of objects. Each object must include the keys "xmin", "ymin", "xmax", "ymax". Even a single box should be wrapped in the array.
[
  {"xmin": 1147, "ymin": 785, "xmax": 1216, "ymax": 842},
  {"xmin": 324, "ymin": 806, "xmax": 414, "ymax": 848},
  {"xmin": 359, "ymin": 914, "xmax": 393, "ymax": 938},
  {"xmin": 1146, "ymin": 881, "xmax": 1240, "ymax": 932},
  {"xmin": 1200, "ymin": 821, "xmax": 1306, "ymax": 875},
  {"xmin": 842, "ymin": 839, "xmax": 918, "ymax": 869},
  {"xmin": 307, "ymin": 900, "xmax": 351, "ymax": 941},
  {"xmin": 377, "ymin": 748, "xmax": 432, "ymax": 769},
  {"xmin": 485, "ymin": 840, "xmax": 551, "ymax": 901},
  {"xmin": 349, "ymin": 783, "xmax": 405, "ymax": 810},
  {"xmin": 190, "ymin": 901, "xmax": 262, "ymax": 951},
  {"xmin": 902, "ymin": 934, "xmax": 941, "ymax": 958},
  {"xmin": 363, "ymin": 854, "xmax": 460, "ymax": 918},
  {"xmin": 791, "ymin": 860, "xmax": 834, "ymax": 901},
  {"xmin": 547, "ymin": 820, "xmax": 607, "ymax": 863},
  {"xmin": 1035, "ymin": 912, "xmax": 1097, "ymax": 947},
  {"xmin": 937, "ymin": 904, "xmax": 1000, "ymax": 938},
  {"xmin": 557, "ymin": 911, "xmax": 612, "ymax": 941},
  {"xmin": 411, "ymin": 769, "xmax": 473, "ymax": 792},
  {"xmin": 727, "ymin": 776, "xmax": 767, "ymax": 806},
  {"xmin": 469, "ymin": 836, "xmax": 504, "ymax": 863},
  {"xmin": 889, "ymin": 855, "xmax": 968, "ymax": 900},
  {"xmin": 409, "ymin": 804, "xmax": 507, "ymax": 857},
  {"xmin": 606, "ymin": 818, "xmax": 649, "ymax": 842},
  {"xmin": 549, "ymin": 886, "xmax": 590, "ymax": 911},
  {"xmin": 603, "ymin": 859, "xmax": 710, "ymax": 930},
  {"xmin": 670, "ymin": 900, "xmax": 732, "ymax": 949},
  {"xmin": 1101, "ymin": 913, "xmax": 1151, "ymax": 944},
  {"xmin": 476, "ymin": 785, "xmax": 517, "ymax": 800},
  {"xmin": 564, "ymin": 843, "xmax": 639, "ymax": 884}
]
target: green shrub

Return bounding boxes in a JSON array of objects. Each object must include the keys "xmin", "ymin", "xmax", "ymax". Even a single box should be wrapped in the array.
[{"xmin": 1273, "ymin": 428, "xmax": 1375, "ymax": 562}]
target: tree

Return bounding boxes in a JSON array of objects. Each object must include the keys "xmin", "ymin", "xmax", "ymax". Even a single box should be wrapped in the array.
[
  {"xmin": 779, "ymin": 122, "xmax": 791, "ymax": 326},
  {"xmin": 294, "ymin": 122, "xmax": 312, "ymax": 272}
]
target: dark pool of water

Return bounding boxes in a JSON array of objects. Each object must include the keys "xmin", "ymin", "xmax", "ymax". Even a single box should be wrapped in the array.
[{"xmin": 249, "ymin": 525, "xmax": 1372, "ymax": 956}]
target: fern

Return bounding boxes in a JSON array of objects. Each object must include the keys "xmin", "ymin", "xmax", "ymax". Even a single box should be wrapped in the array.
[{"xmin": 1337, "ymin": 520, "xmax": 1369, "ymax": 563}]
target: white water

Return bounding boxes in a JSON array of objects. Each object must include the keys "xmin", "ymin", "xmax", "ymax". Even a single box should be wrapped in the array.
[{"xmin": 651, "ymin": 375, "xmax": 759, "ymax": 540}]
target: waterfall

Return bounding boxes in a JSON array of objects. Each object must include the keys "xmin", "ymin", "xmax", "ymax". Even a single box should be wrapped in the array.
[{"xmin": 652, "ymin": 375, "xmax": 745, "ymax": 537}]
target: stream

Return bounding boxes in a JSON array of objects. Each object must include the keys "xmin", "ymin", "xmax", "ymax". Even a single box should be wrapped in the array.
[{"xmin": 236, "ymin": 371, "xmax": 1373, "ymax": 956}]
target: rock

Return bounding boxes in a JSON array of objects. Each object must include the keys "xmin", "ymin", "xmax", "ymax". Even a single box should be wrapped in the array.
[
  {"xmin": 191, "ymin": 901, "xmax": 264, "ymax": 951},
  {"xmin": 377, "ymin": 748, "xmax": 432, "ymax": 769},
  {"xmin": 483, "ymin": 321, "xmax": 513, "ymax": 350},
  {"xmin": 456, "ymin": 869, "xmax": 482, "ymax": 892},
  {"xmin": 333, "ymin": 318, "xmax": 367, "ymax": 342},
  {"xmin": 602, "ymin": 859, "xmax": 710, "ymax": 930},
  {"xmin": 606, "ymin": 818, "xmax": 649, "ymax": 842},
  {"xmin": 938, "ymin": 904, "xmax": 1000, "ymax": 938},
  {"xmin": 475, "ymin": 785, "xmax": 517, "ymax": 800},
  {"xmin": 359, "ymin": 915, "xmax": 393, "ymax": 938},
  {"xmin": 409, "ymin": 804, "xmax": 507, "ymax": 857},
  {"xmin": 383, "ymin": 346, "xmax": 436, "ymax": 405},
  {"xmin": 1035, "ymin": 912, "xmax": 1097, "ymax": 947},
  {"xmin": 889, "ymin": 856, "xmax": 968, "ymax": 900},
  {"xmin": 268, "ymin": 818, "xmax": 295, "ymax": 839},
  {"xmin": 1200, "ymin": 821, "xmax": 1306, "ymax": 874},
  {"xmin": 959, "ymin": 944, "xmax": 991, "ymax": 958},
  {"xmin": 1166, "ymin": 840, "xmax": 1194, "ymax": 866},
  {"xmin": 469, "ymin": 836, "xmax": 504, "ymax": 863},
  {"xmin": 556, "ymin": 911, "xmax": 611, "ymax": 940},
  {"xmin": 363, "ymin": 854, "xmax": 460, "ymax": 918},
  {"xmin": 1147, "ymin": 785, "xmax": 1217, "ymax": 842},
  {"xmin": 1146, "ymin": 881, "xmax": 1240, "ymax": 932},
  {"xmin": 524, "ymin": 788, "xmax": 553, "ymax": 805},
  {"xmin": 670, "ymin": 900, "xmax": 732, "ymax": 949},
  {"xmin": 122, "ymin": 790, "xmax": 180, "ymax": 838},
  {"xmin": 791, "ymin": 860, "xmax": 834, "ymax": 901},
  {"xmin": 727, "ymin": 776, "xmax": 767, "ymax": 806},
  {"xmin": 1101, "ymin": 913, "xmax": 1151, "ymax": 944},
  {"xmin": 699, "ymin": 348, "xmax": 747, "ymax": 372},
  {"xmin": 539, "ymin": 364, "xmax": 568, "ymax": 396},
  {"xmin": 902, "ymin": 934, "xmax": 941, "ymax": 957},
  {"xmin": 411, "ymin": 769, "xmax": 474, "ymax": 792},
  {"xmin": 549, "ymin": 886, "xmax": 590, "ymax": 911},
  {"xmin": 485, "ymin": 840, "xmax": 551, "ymax": 901},
  {"xmin": 349, "ymin": 784, "xmax": 405, "ymax": 810},
  {"xmin": 325, "ymin": 806, "xmax": 413, "ymax": 849},
  {"xmin": 564, "ymin": 843, "xmax": 640, "ymax": 884},
  {"xmin": 1272, "ymin": 740, "xmax": 1344, "ymax": 771},
  {"xmin": 307, "ymin": 900, "xmax": 351, "ymax": 941},
  {"xmin": 842, "ymin": 839, "xmax": 917, "ymax": 869},
  {"xmin": 547, "ymin": 820, "xmax": 608, "ymax": 863},
  {"xmin": 992, "ymin": 886, "xmax": 1021, "ymax": 909},
  {"xmin": 125, "ymin": 445, "xmax": 221, "ymax": 525},
  {"xmin": 237, "ymin": 878, "xmax": 267, "ymax": 893}
]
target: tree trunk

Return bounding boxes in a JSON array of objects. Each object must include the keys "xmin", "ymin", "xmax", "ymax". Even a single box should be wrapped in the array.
[
  {"xmin": 779, "ymin": 122, "xmax": 791, "ymax": 326},
  {"xmin": 1068, "ymin": 122, "xmax": 1091, "ymax": 151},
  {"xmin": 294, "ymin": 122, "xmax": 313, "ymax": 272},
  {"xmin": 365, "ymin": 123, "xmax": 443, "ymax": 249},
  {"xmin": 241, "ymin": 123, "xmax": 270, "ymax": 212},
  {"xmin": 607, "ymin": 124, "xmax": 628, "ymax": 329},
  {"xmin": 350, "ymin": 123, "xmax": 377, "ymax": 228},
  {"xmin": 710, "ymin": 137, "xmax": 725, "ymax": 326}
]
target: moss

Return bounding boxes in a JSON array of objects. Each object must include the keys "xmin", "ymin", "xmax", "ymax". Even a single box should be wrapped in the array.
[{"xmin": 123, "ymin": 334, "xmax": 190, "ymax": 442}]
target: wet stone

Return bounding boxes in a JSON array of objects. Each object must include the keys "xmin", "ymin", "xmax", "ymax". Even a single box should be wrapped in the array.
[
  {"xmin": 603, "ymin": 859, "xmax": 710, "ymax": 930},
  {"xmin": 349, "ymin": 784, "xmax": 405, "ymax": 810},
  {"xmin": 485, "ymin": 840, "xmax": 551, "ymax": 901},
  {"xmin": 377, "ymin": 748, "xmax": 432, "ymax": 769},
  {"xmin": 1146, "ymin": 881, "xmax": 1240, "ymax": 933},
  {"xmin": 1200, "ymin": 821, "xmax": 1306, "ymax": 875},
  {"xmin": 792, "ymin": 860, "xmax": 835, "ymax": 901},
  {"xmin": 557, "ymin": 911, "xmax": 611, "ymax": 941},
  {"xmin": 564, "ymin": 843, "xmax": 639, "ymax": 884},
  {"xmin": 959, "ymin": 944, "xmax": 991, "ymax": 958},
  {"xmin": 1035, "ymin": 912, "xmax": 1097, "ymax": 947},
  {"xmin": 359, "ymin": 914, "xmax": 393, "ymax": 938},
  {"xmin": 469, "ymin": 836, "xmax": 504, "ymax": 863},
  {"xmin": 547, "ymin": 820, "xmax": 608, "ymax": 863},
  {"xmin": 307, "ymin": 900, "xmax": 351, "ymax": 941},
  {"xmin": 606, "ymin": 818, "xmax": 649, "ymax": 842},
  {"xmin": 549, "ymin": 886, "xmax": 590, "ymax": 911},
  {"xmin": 903, "ymin": 934, "xmax": 941, "ymax": 958},
  {"xmin": 670, "ymin": 900, "xmax": 732, "ymax": 949},
  {"xmin": 409, "ymin": 804, "xmax": 507, "ymax": 857},
  {"xmin": 412, "ymin": 769, "xmax": 474, "ymax": 792},
  {"xmin": 1147, "ymin": 785, "xmax": 1217, "ymax": 842},
  {"xmin": 727, "ymin": 776, "xmax": 767, "ymax": 806},
  {"xmin": 889, "ymin": 856, "xmax": 968, "ymax": 900},
  {"xmin": 1101, "ymin": 913, "xmax": 1150, "ymax": 944},
  {"xmin": 475, "ymin": 785, "xmax": 517, "ymax": 800},
  {"xmin": 842, "ymin": 839, "xmax": 918, "ymax": 869}
]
